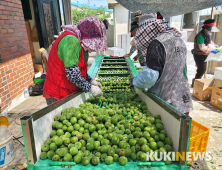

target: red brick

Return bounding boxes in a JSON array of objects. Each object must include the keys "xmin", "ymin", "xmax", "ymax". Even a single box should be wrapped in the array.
[
  {"xmin": 12, "ymin": 53, "xmax": 20, "ymax": 59},
  {"xmin": 1, "ymin": 96, "xmax": 7, "ymax": 102},
  {"xmin": 7, "ymin": 16, "xmax": 13, "ymax": 20},
  {"xmin": 7, "ymin": 41, "xmax": 18, "ymax": 47},
  {"xmin": 8, "ymin": 51, "xmax": 14, "ymax": 56},
  {"xmin": 10, "ymin": 7, "xmax": 19, "ymax": 12},
  {"xmin": 0, "ymin": 15, "xmax": 7, "ymax": 20},
  {"xmin": 3, "ymin": 11, "xmax": 10, "ymax": 15},
  {"xmin": 7, "ymin": 29, "xmax": 14, "ymax": 33},
  {"xmin": 11, "ymin": 94, "xmax": 17, "ymax": 100},
  {"xmin": 13, "ymin": 16, "xmax": 19, "ymax": 20},
  {"xmin": 2, "ymin": 81, "xmax": 7, "ymax": 87},
  {"xmin": 1, "ymin": 53, "xmax": 8, "ymax": 58},
  {"xmin": 11, "ymin": 46, "xmax": 17, "ymax": 51},
  {"xmin": 4, "ymin": 47, "xmax": 11, "ymax": 52},
  {"xmin": 0, "ymin": 1, "xmax": 8, "ymax": 5},
  {"xmin": 0, "ymin": 34, "xmax": 5, "ymax": 39},
  {"xmin": 7, "ymin": 64, "xmax": 15, "ymax": 70},
  {"xmin": 5, "ymin": 20, "xmax": 16, "ymax": 24},
  {"xmin": 11, "ymin": 80, "xmax": 18, "ymax": 86},
  {"xmin": 7, "ymin": 77, "xmax": 13, "ymax": 83},
  {"xmin": 8, "ymin": 37, "xmax": 16, "ymax": 42},
  {"xmin": 9, "ymin": 85, "xmax": 16, "ymax": 92},
  {"xmin": 0, "ymin": 44, "xmax": 7, "ymax": 49},
  {"xmin": 0, "ymin": 5, "xmax": 6, "ymax": 9},
  {"xmin": 3, "ymin": 61, "xmax": 10, "ymax": 67},
  {"xmin": 5, "ymin": 6, "xmax": 11, "ymax": 11},
  {"xmin": 9, "ymin": 25, "xmax": 15, "ymax": 29},
  {"xmin": 16, "ymin": 81, "xmax": 22, "ymax": 88},
  {"xmin": 14, "ymin": 49, "xmax": 21, "ymax": 54},
  {"xmin": 2, "ymin": 25, "xmax": 9, "ymax": 29},
  {"xmin": 1, "ymin": 103, "xmax": 8, "ymax": 110},
  {"xmin": 14, "ymin": 74, "xmax": 19, "ymax": 80},
  {"xmin": 0, "ymin": 38, "xmax": 9, "ymax": 43},
  {"xmin": 1, "ymin": 29, "xmax": 7, "ymax": 34},
  {"xmin": 9, "ymin": 72, "xmax": 16, "ymax": 77},
  {"xmin": 2, "ymin": 90, "xmax": 9, "ymax": 98},
  {"xmin": 8, "ymin": 2, "xmax": 14, "ymax": 7},
  {"xmin": 15, "ymin": 0, "xmax": 22, "ymax": 5},
  {"xmin": 0, "ymin": 20, "xmax": 5, "ymax": 25},
  {"xmin": 14, "ymin": 4, "xmax": 21, "ymax": 8},
  {"xmin": 2, "ymin": 57, "xmax": 12, "ymax": 63}
]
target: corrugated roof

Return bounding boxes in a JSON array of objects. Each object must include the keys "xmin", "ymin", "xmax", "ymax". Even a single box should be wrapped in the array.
[{"xmin": 71, "ymin": 2, "xmax": 113, "ymax": 12}]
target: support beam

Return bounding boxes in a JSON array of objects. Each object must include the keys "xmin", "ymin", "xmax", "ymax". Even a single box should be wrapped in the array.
[{"xmin": 211, "ymin": 7, "xmax": 215, "ymax": 18}]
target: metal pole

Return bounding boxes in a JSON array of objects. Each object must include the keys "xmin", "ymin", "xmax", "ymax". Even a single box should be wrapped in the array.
[{"xmin": 211, "ymin": 7, "xmax": 214, "ymax": 18}]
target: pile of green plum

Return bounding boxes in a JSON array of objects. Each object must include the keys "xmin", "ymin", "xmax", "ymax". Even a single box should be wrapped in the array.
[
  {"xmin": 99, "ymin": 69, "xmax": 129, "ymax": 74},
  {"xmin": 40, "ymin": 91, "xmax": 173, "ymax": 166}
]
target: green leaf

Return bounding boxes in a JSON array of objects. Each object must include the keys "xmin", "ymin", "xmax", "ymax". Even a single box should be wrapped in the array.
[
  {"xmin": 72, "ymin": 5, "xmax": 112, "ymax": 24},
  {"xmin": 212, "ymin": 147, "xmax": 216, "ymax": 150}
]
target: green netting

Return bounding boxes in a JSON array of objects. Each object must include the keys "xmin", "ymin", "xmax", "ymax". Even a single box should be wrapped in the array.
[
  {"xmin": 32, "ymin": 159, "xmax": 186, "ymax": 170},
  {"xmin": 98, "ymin": 73, "xmax": 130, "ymax": 77}
]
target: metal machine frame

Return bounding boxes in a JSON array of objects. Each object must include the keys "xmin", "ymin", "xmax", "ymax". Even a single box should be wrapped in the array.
[{"xmin": 21, "ymin": 55, "xmax": 191, "ymax": 170}]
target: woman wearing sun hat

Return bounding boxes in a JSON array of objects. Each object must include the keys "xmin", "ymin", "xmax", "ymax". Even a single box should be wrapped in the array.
[
  {"xmin": 191, "ymin": 19, "xmax": 219, "ymax": 87},
  {"xmin": 43, "ymin": 16, "xmax": 107, "ymax": 105}
]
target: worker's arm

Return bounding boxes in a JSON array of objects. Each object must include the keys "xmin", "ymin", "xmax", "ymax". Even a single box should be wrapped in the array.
[
  {"xmin": 196, "ymin": 35, "xmax": 211, "ymax": 54},
  {"xmin": 124, "ymin": 45, "xmax": 136, "ymax": 57},
  {"xmin": 58, "ymin": 35, "xmax": 92, "ymax": 92},
  {"xmin": 211, "ymin": 40, "xmax": 218, "ymax": 47}
]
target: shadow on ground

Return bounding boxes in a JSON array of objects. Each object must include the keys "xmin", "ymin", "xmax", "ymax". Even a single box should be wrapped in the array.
[{"xmin": 191, "ymin": 96, "xmax": 222, "ymax": 113}]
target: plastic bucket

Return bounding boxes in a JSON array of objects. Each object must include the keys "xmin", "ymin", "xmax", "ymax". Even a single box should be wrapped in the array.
[{"xmin": 0, "ymin": 126, "xmax": 15, "ymax": 167}]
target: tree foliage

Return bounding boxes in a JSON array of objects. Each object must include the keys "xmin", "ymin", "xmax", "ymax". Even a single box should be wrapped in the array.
[{"xmin": 72, "ymin": 6, "xmax": 112, "ymax": 25}]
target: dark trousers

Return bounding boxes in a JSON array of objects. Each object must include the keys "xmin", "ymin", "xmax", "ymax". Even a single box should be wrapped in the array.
[
  {"xmin": 140, "ymin": 62, "xmax": 146, "ymax": 66},
  {"xmin": 193, "ymin": 54, "xmax": 208, "ymax": 79},
  {"xmin": 46, "ymin": 98, "xmax": 58, "ymax": 105}
]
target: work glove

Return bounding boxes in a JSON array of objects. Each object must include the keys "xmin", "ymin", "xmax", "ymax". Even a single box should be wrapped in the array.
[
  {"xmin": 216, "ymin": 46, "xmax": 219, "ymax": 48},
  {"xmin": 90, "ymin": 85, "xmax": 103, "ymax": 97},
  {"xmin": 91, "ymin": 80, "xmax": 102, "ymax": 89},
  {"xmin": 211, "ymin": 49, "xmax": 219, "ymax": 54}
]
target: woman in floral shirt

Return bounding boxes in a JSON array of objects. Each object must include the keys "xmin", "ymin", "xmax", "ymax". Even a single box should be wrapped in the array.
[{"xmin": 43, "ymin": 17, "xmax": 107, "ymax": 105}]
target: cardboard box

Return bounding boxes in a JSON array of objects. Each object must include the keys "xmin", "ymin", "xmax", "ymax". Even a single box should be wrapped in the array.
[
  {"xmin": 192, "ymin": 78, "xmax": 214, "ymax": 101},
  {"xmin": 33, "ymin": 64, "xmax": 43, "ymax": 73},
  {"xmin": 210, "ymin": 79, "xmax": 222, "ymax": 110}
]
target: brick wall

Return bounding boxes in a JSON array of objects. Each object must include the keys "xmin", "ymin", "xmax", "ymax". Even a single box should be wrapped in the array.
[{"xmin": 0, "ymin": 0, "xmax": 34, "ymax": 113}]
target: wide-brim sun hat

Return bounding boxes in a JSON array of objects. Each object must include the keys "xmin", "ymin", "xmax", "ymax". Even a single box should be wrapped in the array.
[
  {"xmin": 132, "ymin": 10, "xmax": 142, "ymax": 20},
  {"xmin": 205, "ymin": 23, "xmax": 219, "ymax": 32},
  {"xmin": 62, "ymin": 16, "xmax": 107, "ymax": 52},
  {"xmin": 203, "ymin": 19, "xmax": 219, "ymax": 32}
]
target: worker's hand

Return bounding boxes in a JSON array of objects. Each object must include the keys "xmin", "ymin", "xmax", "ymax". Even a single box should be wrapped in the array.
[
  {"xmin": 124, "ymin": 54, "xmax": 130, "ymax": 58},
  {"xmin": 211, "ymin": 49, "xmax": 219, "ymax": 54},
  {"xmin": 133, "ymin": 56, "xmax": 138, "ymax": 61},
  {"xmin": 90, "ymin": 80, "xmax": 102, "ymax": 89},
  {"xmin": 90, "ymin": 85, "xmax": 103, "ymax": 97}
]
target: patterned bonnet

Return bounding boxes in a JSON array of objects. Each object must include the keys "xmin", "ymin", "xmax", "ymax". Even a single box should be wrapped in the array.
[{"xmin": 62, "ymin": 16, "xmax": 107, "ymax": 52}]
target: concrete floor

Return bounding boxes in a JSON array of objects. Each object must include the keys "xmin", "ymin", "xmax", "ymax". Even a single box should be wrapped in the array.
[{"xmin": 1, "ymin": 50, "xmax": 222, "ymax": 170}]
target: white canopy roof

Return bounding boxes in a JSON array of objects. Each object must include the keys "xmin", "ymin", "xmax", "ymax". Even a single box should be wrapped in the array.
[{"xmin": 115, "ymin": 0, "xmax": 222, "ymax": 17}]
